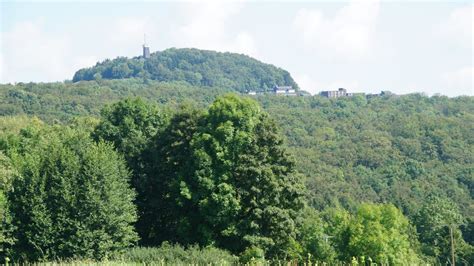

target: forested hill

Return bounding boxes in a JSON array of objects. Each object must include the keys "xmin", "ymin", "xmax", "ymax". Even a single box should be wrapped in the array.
[
  {"xmin": 72, "ymin": 48, "xmax": 299, "ymax": 92},
  {"xmin": 1, "ymin": 79, "xmax": 473, "ymax": 263}
]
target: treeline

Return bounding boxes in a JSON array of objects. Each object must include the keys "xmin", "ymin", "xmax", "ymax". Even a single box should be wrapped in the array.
[
  {"xmin": 0, "ymin": 95, "xmax": 439, "ymax": 264},
  {"xmin": 0, "ymin": 79, "xmax": 232, "ymax": 122},
  {"xmin": 72, "ymin": 48, "xmax": 298, "ymax": 93},
  {"xmin": 0, "ymin": 79, "xmax": 473, "ymax": 264}
]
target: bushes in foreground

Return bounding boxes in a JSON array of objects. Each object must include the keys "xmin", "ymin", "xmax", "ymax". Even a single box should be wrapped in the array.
[
  {"xmin": 112, "ymin": 243, "xmax": 238, "ymax": 265},
  {"xmin": 1, "ymin": 94, "xmax": 471, "ymax": 264},
  {"xmin": 3, "ymin": 126, "xmax": 138, "ymax": 262}
]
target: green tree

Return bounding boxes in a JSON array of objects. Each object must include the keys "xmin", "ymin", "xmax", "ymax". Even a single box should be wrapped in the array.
[
  {"xmin": 323, "ymin": 204, "xmax": 420, "ymax": 264},
  {"xmin": 72, "ymin": 48, "xmax": 299, "ymax": 92},
  {"xmin": 186, "ymin": 94, "xmax": 306, "ymax": 257},
  {"xmin": 297, "ymin": 207, "xmax": 337, "ymax": 262},
  {"xmin": 142, "ymin": 104, "xmax": 204, "ymax": 245},
  {"xmin": 93, "ymin": 98, "xmax": 164, "ymax": 174},
  {"xmin": 92, "ymin": 98, "xmax": 166, "ymax": 244},
  {"xmin": 0, "ymin": 152, "xmax": 15, "ymax": 260},
  {"xmin": 6, "ymin": 126, "xmax": 138, "ymax": 261},
  {"xmin": 415, "ymin": 196, "xmax": 473, "ymax": 264}
]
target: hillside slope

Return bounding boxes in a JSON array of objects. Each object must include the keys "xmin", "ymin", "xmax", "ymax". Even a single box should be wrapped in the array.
[
  {"xmin": 1, "ymin": 79, "xmax": 472, "ymax": 220},
  {"xmin": 72, "ymin": 48, "xmax": 299, "ymax": 93}
]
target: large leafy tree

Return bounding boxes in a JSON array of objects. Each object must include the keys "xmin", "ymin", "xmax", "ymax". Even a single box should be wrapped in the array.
[
  {"xmin": 93, "ymin": 97, "xmax": 165, "ymax": 176},
  {"xmin": 0, "ymin": 152, "xmax": 14, "ymax": 259},
  {"xmin": 142, "ymin": 104, "xmax": 204, "ymax": 245},
  {"xmin": 6, "ymin": 126, "xmax": 138, "ymax": 261},
  {"xmin": 153, "ymin": 94, "xmax": 306, "ymax": 257},
  {"xmin": 93, "ymin": 95, "xmax": 307, "ymax": 257},
  {"xmin": 321, "ymin": 204, "xmax": 420, "ymax": 264},
  {"xmin": 415, "ymin": 196, "xmax": 473, "ymax": 264},
  {"xmin": 344, "ymin": 204, "xmax": 420, "ymax": 264},
  {"xmin": 297, "ymin": 207, "xmax": 337, "ymax": 262},
  {"xmin": 92, "ymin": 98, "xmax": 166, "ymax": 241}
]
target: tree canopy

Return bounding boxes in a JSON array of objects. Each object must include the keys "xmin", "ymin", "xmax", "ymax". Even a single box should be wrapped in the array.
[
  {"xmin": 0, "ymin": 78, "xmax": 473, "ymax": 264},
  {"xmin": 95, "ymin": 95, "xmax": 307, "ymax": 258},
  {"xmin": 72, "ymin": 48, "xmax": 299, "ymax": 93},
  {"xmin": 3, "ymin": 125, "xmax": 138, "ymax": 261}
]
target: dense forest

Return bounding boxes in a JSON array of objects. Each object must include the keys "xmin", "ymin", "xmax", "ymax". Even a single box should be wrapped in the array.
[
  {"xmin": 0, "ymin": 77, "xmax": 472, "ymax": 264},
  {"xmin": 72, "ymin": 48, "xmax": 299, "ymax": 93}
]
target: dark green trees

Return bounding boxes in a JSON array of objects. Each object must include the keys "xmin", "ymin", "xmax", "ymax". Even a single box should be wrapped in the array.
[
  {"xmin": 92, "ymin": 98, "xmax": 166, "ymax": 243},
  {"xmin": 72, "ymin": 48, "xmax": 299, "ymax": 93},
  {"xmin": 187, "ymin": 95, "xmax": 306, "ymax": 256},
  {"xmin": 93, "ymin": 97, "xmax": 164, "ymax": 175},
  {"xmin": 415, "ymin": 196, "xmax": 473, "ymax": 264},
  {"xmin": 143, "ymin": 104, "xmax": 204, "ymax": 245},
  {"xmin": 0, "ymin": 152, "xmax": 14, "ymax": 257},
  {"xmin": 96, "ymin": 95, "xmax": 307, "ymax": 257},
  {"xmin": 6, "ymin": 126, "xmax": 138, "ymax": 261}
]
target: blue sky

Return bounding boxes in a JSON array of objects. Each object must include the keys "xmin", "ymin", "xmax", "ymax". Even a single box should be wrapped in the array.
[{"xmin": 1, "ymin": 0, "xmax": 472, "ymax": 96}]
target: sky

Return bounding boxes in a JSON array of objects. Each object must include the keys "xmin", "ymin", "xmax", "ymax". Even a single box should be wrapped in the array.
[{"xmin": 0, "ymin": 0, "xmax": 472, "ymax": 96}]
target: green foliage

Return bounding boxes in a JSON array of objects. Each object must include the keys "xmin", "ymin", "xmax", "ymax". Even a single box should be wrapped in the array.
[
  {"xmin": 261, "ymin": 94, "xmax": 473, "ymax": 223},
  {"xmin": 343, "ymin": 203, "xmax": 420, "ymax": 265},
  {"xmin": 93, "ymin": 97, "xmax": 164, "ymax": 165},
  {"xmin": 73, "ymin": 48, "xmax": 299, "ymax": 93},
  {"xmin": 239, "ymin": 246, "xmax": 265, "ymax": 264},
  {"xmin": 145, "ymin": 95, "xmax": 306, "ymax": 257},
  {"xmin": 5, "ymin": 126, "xmax": 138, "ymax": 261},
  {"xmin": 142, "ymin": 104, "xmax": 204, "ymax": 245},
  {"xmin": 415, "ymin": 196, "xmax": 473, "ymax": 264},
  {"xmin": 310, "ymin": 204, "xmax": 420, "ymax": 264},
  {"xmin": 0, "ymin": 79, "xmax": 232, "ymax": 123},
  {"xmin": 92, "ymin": 98, "xmax": 169, "ymax": 244},
  {"xmin": 113, "ymin": 243, "xmax": 238, "ymax": 265},
  {"xmin": 190, "ymin": 95, "xmax": 306, "ymax": 256},
  {"xmin": 88, "ymin": 95, "xmax": 307, "ymax": 259},
  {"xmin": 297, "ymin": 208, "xmax": 337, "ymax": 262},
  {"xmin": 0, "ymin": 152, "xmax": 15, "ymax": 258},
  {"xmin": 0, "ymin": 78, "xmax": 473, "ymax": 263}
]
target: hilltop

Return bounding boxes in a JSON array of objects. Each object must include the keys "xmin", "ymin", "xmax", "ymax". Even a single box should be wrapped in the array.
[{"xmin": 72, "ymin": 48, "xmax": 299, "ymax": 93}]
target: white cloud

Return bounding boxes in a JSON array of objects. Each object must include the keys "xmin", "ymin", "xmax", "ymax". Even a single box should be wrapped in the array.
[
  {"xmin": 174, "ymin": 2, "xmax": 258, "ymax": 57},
  {"xmin": 230, "ymin": 32, "xmax": 258, "ymax": 56},
  {"xmin": 293, "ymin": 0, "xmax": 380, "ymax": 60},
  {"xmin": 0, "ymin": 16, "xmax": 158, "ymax": 83},
  {"xmin": 1, "ymin": 19, "xmax": 71, "ymax": 82},
  {"xmin": 73, "ymin": 56, "xmax": 99, "ymax": 70},
  {"xmin": 441, "ymin": 66, "xmax": 473, "ymax": 96},
  {"xmin": 293, "ymin": 73, "xmax": 319, "ymax": 94},
  {"xmin": 108, "ymin": 17, "xmax": 150, "ymax": 44},
  {"xmin": 437, "ymin": 4, "xmax": 473, "ymax": 46}
]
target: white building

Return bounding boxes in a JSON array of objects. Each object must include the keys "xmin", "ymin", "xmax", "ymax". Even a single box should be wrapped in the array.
[{"xmin": 273, "ymin": 85, "xmax": 296, "ymax": 96}]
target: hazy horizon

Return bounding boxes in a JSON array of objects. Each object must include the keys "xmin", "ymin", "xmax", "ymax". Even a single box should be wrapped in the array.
[{"xmin": 1, "ymin": 0, "xmax": 472, "ymax": 96}]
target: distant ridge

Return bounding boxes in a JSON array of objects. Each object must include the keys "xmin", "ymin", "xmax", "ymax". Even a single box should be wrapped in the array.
[{"xmin": 73, "ymin": 48, "xmax": 299, "ymax": 93}]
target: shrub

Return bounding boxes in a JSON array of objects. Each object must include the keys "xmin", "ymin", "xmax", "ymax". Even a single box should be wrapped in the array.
[
  {"xmin": 6, "ymin": 126, "xmax": 138, "ymax": 262},
  {"xmin": 114, "ymin": 242, "xmax": 238, "ymax": 264},
  {"xmin": 240, "ymin": 246, "xmax": 265, "ymax": 264}
]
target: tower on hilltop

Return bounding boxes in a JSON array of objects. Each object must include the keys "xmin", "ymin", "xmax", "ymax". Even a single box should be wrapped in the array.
[{"xmin": 143, "ymin": 34, "xmax": 150, "ymax": 59}]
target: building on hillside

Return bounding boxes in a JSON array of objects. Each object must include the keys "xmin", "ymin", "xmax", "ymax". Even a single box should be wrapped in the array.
[
  {"xmin": 366, "ymin": 91, "xmax": 394, "ymax": 99},
  {"xmin": 143, "ymin": 34, "xmax": 150, "ymax": 59},
  {"xmin": 273, "ymin": 85, "xmax": 296, "ymax": 96},
  {"xmin": 143, "ymin": 45, "xmax": 150, "ymax": 59},
  {"xmin": 246, "ymin": 85, "xmax": 297, "ymax": 96},
  {"xmin": 320, "ymin": 88, "xmax": 352, "ymax": 98}
]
